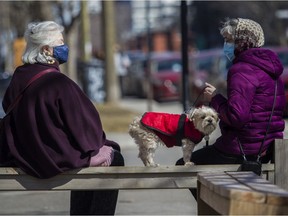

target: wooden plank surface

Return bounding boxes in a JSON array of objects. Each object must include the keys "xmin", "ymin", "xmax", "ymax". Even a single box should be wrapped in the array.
[
  {"xmin": 199, "ymin": 172, "xmax": 288, "ymax": 202},
  {"xmin": 0, "ymin": 164, "xmax": 274, "ymax": 175},
  {"xmin": 227, "ymin": 172, "xmax": 288, "ymax": 205},
  {"xmin": 0, "ymin": 165, "xmax": 275, "ymax": 191},
  {"xmin": 198, "ymin": 171, "xmax": 288, "ymax": 215},
  {"xmin": 198, "ymin": 172, "xmax": 265, "ymax": 202},
  {"xmin": 228, "ymin": 199, "xmax": 288, "ymax": 215},
  {"xmin": 198, "ymin": 182, "xmax": 230, "ymax": 215},
  {"xmin": 275, "ymin": 139, "xmax": 288, "ymax": 190},
  {"xmin": 0, "ymin": 175, "xmax": 198, "ymax": 191}
]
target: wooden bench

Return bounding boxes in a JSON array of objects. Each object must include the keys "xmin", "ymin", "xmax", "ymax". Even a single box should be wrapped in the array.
[
  {"xmin": 0, "ymin": 164, "xmax": 275, "ymax": 191},
  {"xmin": 197, "ymin": 171, "xmax": 288, "ymax": 215},
  {"xmin": 194, "ymin": 139, "xmax": 288, "ymax": 215},
  {"xmin": 0, "ymin": 139, "xmax": 286, "ymax": 191},
  {"xmin": 0, "ymin": 139, "xmax": 287, "ymax": 215}
]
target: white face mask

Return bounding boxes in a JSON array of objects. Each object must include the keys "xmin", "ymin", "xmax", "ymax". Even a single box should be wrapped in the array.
[{"xmin": 223, "ymin": 42, "xmax": 235, "ymax": 62}]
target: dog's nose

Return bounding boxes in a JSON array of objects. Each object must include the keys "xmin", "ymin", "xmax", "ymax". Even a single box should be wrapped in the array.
[{"xmin": 208, "ymin": 119, "xmax": 212, "ymax": 123}]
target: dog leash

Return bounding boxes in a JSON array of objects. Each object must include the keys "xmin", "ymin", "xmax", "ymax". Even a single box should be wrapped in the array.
[
  {"xmin": 192, "ymin": 86, "xmax": 208, "ymax": 107},
  {"xmin": 184, "ymin": 86, "xmax": 208, "ymax": 114}
]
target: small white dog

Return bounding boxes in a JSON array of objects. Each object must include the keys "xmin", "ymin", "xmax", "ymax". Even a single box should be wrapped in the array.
[{"xmin": 128, "ymin": 106, "xmax": 218, "ymax": 167}]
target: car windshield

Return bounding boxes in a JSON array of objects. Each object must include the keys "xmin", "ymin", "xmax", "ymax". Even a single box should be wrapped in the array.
[{"xmin": 157, "ymin": 59, "xmax": 182, "ymax": 73}]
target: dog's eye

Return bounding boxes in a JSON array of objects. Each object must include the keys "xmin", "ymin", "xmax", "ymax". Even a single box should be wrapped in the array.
[{"xmin": 201, "ymin": 115, "xmax": 206, "ymax": 119}]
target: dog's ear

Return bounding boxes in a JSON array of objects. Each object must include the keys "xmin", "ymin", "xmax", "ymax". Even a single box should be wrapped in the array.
[
  {"xmin": 191, "ymin": 105, "xmax": 207, "ymax": 119},
  {"xmin": 188, "ymin": 107, "xmax": 198, "ymax": 121}
]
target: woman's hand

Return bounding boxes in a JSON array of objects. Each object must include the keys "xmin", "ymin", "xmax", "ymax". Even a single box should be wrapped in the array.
[{"xmin": 203, "ymin": 82, "xmax": 217, "ymax": 102}]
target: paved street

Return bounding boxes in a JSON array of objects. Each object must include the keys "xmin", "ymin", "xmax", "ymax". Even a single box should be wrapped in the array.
[{"xmin": 0, "ymin": 97, "xmax": 287, "ymax": 215}]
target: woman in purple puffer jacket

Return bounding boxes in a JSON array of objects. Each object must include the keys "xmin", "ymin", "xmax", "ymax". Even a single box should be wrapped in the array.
[{"xmin": 177, "ymin": 18, "xmax": 286, "ymax": 167}]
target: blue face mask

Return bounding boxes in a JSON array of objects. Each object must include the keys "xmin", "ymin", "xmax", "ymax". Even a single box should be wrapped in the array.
[
  {"xmin": 223, "ymin": 42, "xmax": 235, "ymax": 62},
  {"xmin": 53, "ymin": 44, "xmax": 69, "ymax": 64}
]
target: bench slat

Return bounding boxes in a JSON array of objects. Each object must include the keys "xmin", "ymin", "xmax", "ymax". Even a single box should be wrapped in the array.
[
  {"xmin": 197, "ymin": 172, "xmax": 288, "ymax": 215},
  {"xmin": 228, "ymin": 172, "xmax": 288, "ymax": 205},
  {"xmin": 198, "ymin": 172, "xmax": 266, "ymax": 203},
  {"xmin": 0, "ymin": 176, "xmax": 198, "ymax": 191},
  {"xmin": 0, "ymin": 165, "xmax": 274, "ymax": 191},
  {"xmin": 0, "ymin": 164, "xmax": 274, "ymax": 175},
  {"xmin": 275, "ymin": 139, "xmax": 288, "ymax": 190}
]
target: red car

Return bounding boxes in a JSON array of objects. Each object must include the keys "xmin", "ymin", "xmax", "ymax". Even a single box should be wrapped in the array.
[
  {"xmin": 125, "ymin": 52, "xmax": 182, "ymax": 102},
  {"xmin": 149, "ymin": 53, "xmax": 182, "ymax": 102}
]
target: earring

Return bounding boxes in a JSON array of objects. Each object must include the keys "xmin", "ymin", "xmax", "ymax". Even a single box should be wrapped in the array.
[
  {"xmin": 44, "ymin": 50, "xmax": 52, "ymax": 56},
  {"xmin": 47, "ymin": 58, "xmax": 55, "ymax": 64},
  {"xmin": 43, "ymin": 50, "xmax": 55, "ymax": 64}
]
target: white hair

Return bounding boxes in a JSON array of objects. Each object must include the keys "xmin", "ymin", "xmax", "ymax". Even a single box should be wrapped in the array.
[{"xmin": 22, "ymin": 21, "xmax": 64, "ymax": 64}]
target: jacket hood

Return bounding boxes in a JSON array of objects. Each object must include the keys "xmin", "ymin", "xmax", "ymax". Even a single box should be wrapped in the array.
[{"xmin": 234, "ymin": 48, "xmax": 283, "ymax": 78}]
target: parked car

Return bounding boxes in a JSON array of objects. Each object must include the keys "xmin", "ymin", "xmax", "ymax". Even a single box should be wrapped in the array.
[
  {"xmin": 150, "ymin": 52, "xmax": 182, "ymax": 102},
  {"xmin": 124, "ymin": 52, "xmax": 182, "ymax": 102}
]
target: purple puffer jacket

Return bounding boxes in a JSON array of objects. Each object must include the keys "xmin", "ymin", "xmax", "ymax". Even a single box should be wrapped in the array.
[{"xmin": 211, "ymin": 48, "xmax": 286, "ymax": 156}]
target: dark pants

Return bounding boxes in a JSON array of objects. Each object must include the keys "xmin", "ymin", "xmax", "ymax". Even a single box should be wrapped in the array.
[
  {"xmin": 118, "ymin": 76, "xmax": 125, "ymax": 98},
  {"xmin": 175, "ymin": 144, "xmax": 273, "ymax": 200},
  {"xmin": 70, "ymin": 150, "xmax": 125, "ymax": 215}
]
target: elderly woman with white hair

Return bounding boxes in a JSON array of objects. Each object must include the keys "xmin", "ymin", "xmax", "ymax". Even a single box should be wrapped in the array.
[
  {"xmin": 177, "ymin": 17, "xmax": 286, "ymax": 199},
  {"xmin": 0, "ymin": 21, "xmax": 124, "ymax": 215}
]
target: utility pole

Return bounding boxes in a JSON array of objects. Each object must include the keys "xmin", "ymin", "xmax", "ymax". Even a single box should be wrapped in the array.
[
  {"xmin": 146, "ymin": 0, "xmax": 153, "ymax": 111},
  {"xmin": 180, "ymin": 1, "xmax": 189, "ymax": 112},
  {"xmin": 80, "ymin": 1, "xmax": 92, "ymax": 62},
  {"xmin": 102, "ymin": 0, "xmax": 119, "ymax": 103}
]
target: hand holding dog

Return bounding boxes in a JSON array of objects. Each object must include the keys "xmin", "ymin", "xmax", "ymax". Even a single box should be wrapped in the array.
[{"xmin": 204, "ymin": 82, "xmax": 217, "ymax": 102}]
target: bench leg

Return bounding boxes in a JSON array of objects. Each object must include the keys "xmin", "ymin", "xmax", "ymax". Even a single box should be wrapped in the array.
[{"xmin": 197, "ymin": 181, "xmax": 220, "ymax": 215}]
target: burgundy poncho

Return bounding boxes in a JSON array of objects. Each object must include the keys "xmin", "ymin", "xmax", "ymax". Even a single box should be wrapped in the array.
[{"xmin": 0, "ymin": 62, "xmax": 118, "ymax": 178}]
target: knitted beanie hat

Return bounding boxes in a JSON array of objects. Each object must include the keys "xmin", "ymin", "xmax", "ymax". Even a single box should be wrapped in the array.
[{"xmin": 235, "ymin": 18, "xmax": 265, "ymax": 47}]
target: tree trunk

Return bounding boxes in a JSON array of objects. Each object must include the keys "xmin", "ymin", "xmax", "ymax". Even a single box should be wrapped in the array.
[{"xmin": 102, "ymin": 1, "xmax": 120, "ymax": 103}]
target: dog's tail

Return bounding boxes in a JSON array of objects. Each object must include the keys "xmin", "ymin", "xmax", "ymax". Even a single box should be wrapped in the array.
[{"xmin": 128, "ymin": 116, "xmax": 142, "ymax": 137}]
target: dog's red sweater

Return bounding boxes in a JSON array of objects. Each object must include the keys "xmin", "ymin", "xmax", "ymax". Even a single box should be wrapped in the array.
[{"xmin": 140, "ymin": 112, "xmax": 204, "ymax": 148}]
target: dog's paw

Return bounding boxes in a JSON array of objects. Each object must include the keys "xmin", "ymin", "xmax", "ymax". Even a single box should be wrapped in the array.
[
  {"xmin": 184, "ymin": 162, "xmax": 194, "ymax": 166},
  {"xmin": 152, "ymin": 163, "xmax": 160, "ymax": 167},
  {"xmin": 144, "ymin": 162, "xmax": 160, "ymax": 167}
]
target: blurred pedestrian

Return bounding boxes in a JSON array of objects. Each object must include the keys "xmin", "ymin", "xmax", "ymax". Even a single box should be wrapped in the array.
[
  {"xmin": 114, "ymin": 44, "xmax": 131, "ymax": 97},
  {"xmin": 0, "ymin": 21, "xmax": 124, "ymax": 215},
  {"xmin": 176, "ymin": 18, "xmax": 285, "ymax": 199}
]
